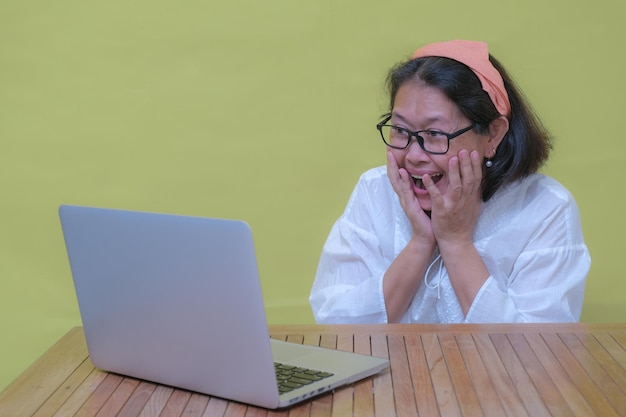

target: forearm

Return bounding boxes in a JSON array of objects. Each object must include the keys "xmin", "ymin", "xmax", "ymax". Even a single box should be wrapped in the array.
[
  {"xmin": 439, "ymin": 241, "xmax": 489, "ymax": 315},
  {"xmin": 383, "ymin": 238, "xmax": 435, "ymax": 323}
]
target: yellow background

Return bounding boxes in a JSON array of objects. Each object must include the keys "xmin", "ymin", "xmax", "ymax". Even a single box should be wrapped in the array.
[{"xmin": 1, "ymin": 0, "xmax": 624, "ymax": 390}]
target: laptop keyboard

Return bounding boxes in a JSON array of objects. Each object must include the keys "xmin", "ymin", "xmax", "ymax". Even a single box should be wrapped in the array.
[{"xmin": 274, "ymin": 363, "xmax": 334, "ymax": 394}]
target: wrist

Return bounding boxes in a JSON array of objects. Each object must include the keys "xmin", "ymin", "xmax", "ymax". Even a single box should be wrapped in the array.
[
  {"xmin": 437, "ymin": 238, "xmax": 476, "ymax": 260},
  {"xmin": 407, "ymin": 235, "xmax": 436, "ymax": 254}
]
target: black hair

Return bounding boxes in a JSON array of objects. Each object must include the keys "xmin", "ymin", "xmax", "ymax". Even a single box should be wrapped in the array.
[{"xmin": 385, "ymin": 55, "xmax": 552, "ymax": 201}]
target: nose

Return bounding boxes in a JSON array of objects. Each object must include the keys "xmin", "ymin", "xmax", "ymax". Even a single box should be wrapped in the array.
[{"xmin": 404, "ymin": 138, "xmax": 431, "ymax": 164}]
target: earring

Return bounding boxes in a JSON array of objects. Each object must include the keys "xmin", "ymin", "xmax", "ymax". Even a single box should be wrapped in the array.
[{"xmin": 485, "ymin": 148, "xmax": 496, "ymax": 168}]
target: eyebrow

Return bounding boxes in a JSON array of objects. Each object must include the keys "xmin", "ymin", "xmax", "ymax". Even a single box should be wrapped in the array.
[{"xmin": 390, "ymin": 112, "xmax": 447, "ymax": 129}]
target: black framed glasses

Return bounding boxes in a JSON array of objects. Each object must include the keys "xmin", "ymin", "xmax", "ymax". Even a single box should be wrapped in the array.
[{"xmin": 376, "ymin": 115, "xmax": 476, "ymax": 155}]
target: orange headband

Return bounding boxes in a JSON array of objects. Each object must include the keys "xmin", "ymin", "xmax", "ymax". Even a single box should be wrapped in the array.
[{"xmin": 412, "ymin": 40, "xmax": 511, "ymax": 117}]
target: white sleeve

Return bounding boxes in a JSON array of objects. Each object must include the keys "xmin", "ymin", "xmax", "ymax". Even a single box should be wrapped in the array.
[
  {"xmin": 465, "ymin": 180, "xmax": 590, "ymax": 323},
  {"xmin": 465, "ymin": 244, "xmax": 590, "ymax": 322},
  {"xmin": 309, "ymin": 176, "xmax": 392, "ymax": 324}
]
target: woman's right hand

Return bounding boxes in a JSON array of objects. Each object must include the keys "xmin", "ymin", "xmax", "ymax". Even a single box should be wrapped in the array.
[{"xmin": 386, "ymin": 151, "xmax": 436, "ymax": 246}]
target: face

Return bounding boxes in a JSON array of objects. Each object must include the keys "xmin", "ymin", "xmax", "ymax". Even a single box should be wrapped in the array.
[{"xmin": 388, "ymin": 80, "xmax": 493, "ymax": 211}]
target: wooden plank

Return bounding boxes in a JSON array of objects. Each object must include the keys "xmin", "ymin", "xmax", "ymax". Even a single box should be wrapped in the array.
[
  {"xmin": 575, "ymin": 332, "xmax": 626, "ymax": 392},
  {"xmin": 523, "ymin": 333, "xmax": 595, "ymax": 417},
  {"xmin": 285, "ymin": 400, "xmax": 312, "ymax": 417},
  {"xmin": 75, "ymin": 372, "xmax": 124, "ymax": 416},
  {"xmin": 541, "ymin": 333, "xmax": 620, "ymax": 417},
  {"xmin": 178, "ymin": 393, "xmax": 210, "ymax": 417},
  {"xmin": 319, "ymin": 334, "xmax": 336, "ymax": 350},
  {"xmin": 454, "ymin": 333, "xmax": 506, "ymax": 417},
  {"xmin": 610, "ymin": 331, "xmax": 626, "ymax": 350},
  {"xmin": 405, "ymin": 334, "xmax": 445, "ymax": 417},
  {"xmin": 438, "ymin": 333, "xmax": 483, "ymax": 417},
  {"xmin": 137, "ymin": 386, "xmax": 174, "ymax": 417},
  {"xmin": 302, "ymin": 333, "xmax": 321, "ymax": 348},
  {"xmin": 315, "ymin": 330, "xmax": 337, "ymax": 415},
  {"xmin": 488, "ymin": 334, "xmax": 549, "ymax": 417},
  {"xmin": 559, "ymin": 332, "xmax": 625, "ymax": 415},
  {"xmin": 421, "ymin": 333, "xmax": 461, "ymax": 417},
  {"xmin": 593, "ymin": 332, "xmax": 626, "ymax": 373},
  {"xmin": 158, "ymin": 389, "xmax": 192, "ymax": 417},
  {"xmin": 291, "ymin": 333, "xmax": 319, "ymax": 417},
  {"xmin": 202, "ymin": 397, "xmax": 230, "ymax": 417},
  {"xmin": 330, "ymin": 333, "xmax": 354, "ymax": 417},
  {"xmin": 117, "ymin": 381, "xmax": 158, "ymax": 417},
  {"xmin": 286, "ymin": 394, "xmax": 313, "ymax": 417},
  {"xmin": 50, "ymin": 367, "xmax": 109, "ymax": 417},
  {"xmin": 286, "ymin": 334, "xmax": 304, "ymax": 345},
  {"xmin": 0, "ymin": 327, "xmax": 88, "ymax": 417},
  {"xmin": 336, "ymin": 333, "xmax": 353, "ymax": 352},
  {"xmin": 472, "ymin": 333, "xmax": 529, "ymax": 417},
  {"xmin": 222, "ymin": 401, "xmax": 248, "ymax": 417},
  {"xmin": 370, "ymin": 333, "xmax": 395, "ymax": 417},
  {"xmin": 305, "ymin": 326, "xmax": 332, "ymax": 417},
  {"xmin": 387, "ymin": 334, "xmax": 418, "ymax": 417},
  {"xmin": 30, "ymin": 357, "xmax": 97, "ymax": 417},
  {"xmin": 94, "ymin": 377, "xmax": 140, "ymax": 417},
  {"xmin": 352, "ymin": 333, "xmax": 374, "ymax": 417},
  {"xmin": 244, "ymin": 403, "xmax": 269, "ymax": 417},
  {"xmin": 307, "ymin": 393, "xmax": 331, "ymax": 417},
  {"xmin": 331, "ymin": 386, "xmax": 354, "ymax": 417},
  {"xmin": 505, "ymin": 333, "xmax": 573, "ymax": 417}
]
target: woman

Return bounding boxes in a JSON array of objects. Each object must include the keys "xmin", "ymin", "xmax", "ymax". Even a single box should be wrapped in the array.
[{"xmin": 309, "ymin": 40, "xmax": 590, "ymax": 323}]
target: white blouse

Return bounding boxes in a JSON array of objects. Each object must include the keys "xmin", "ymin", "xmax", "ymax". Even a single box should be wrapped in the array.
[{"xmin": 309, "ymin": 166, "xmax": 590, "ymax": 324}]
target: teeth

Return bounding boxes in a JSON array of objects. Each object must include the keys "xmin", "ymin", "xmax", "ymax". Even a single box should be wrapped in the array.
[
  {"xmin": 411, "ymin": 173, "xmax": 442, "ymax": 190},
  {"xmin": 411, "ymin": 173, "xmax": 442, "ymax": 180}
]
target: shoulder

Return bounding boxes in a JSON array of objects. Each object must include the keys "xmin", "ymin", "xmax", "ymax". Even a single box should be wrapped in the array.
[
  {"xmin": 492, "ymin": 173, "xmax": 577, "ymax": 209},
  {"xmin": 525, "ymin": 173, "xmax": 575, "ymax": 198},
  {"xmin": 350, "ymin": 166, "xmax": 393, "ymax": 198},
  {"xmin": 485, "ymin": 173, "xmax": 585, "ymax": 244},
  {"xmin": 516, "ymin": 174, "xmax": 579, "ymax": 212},
  {"xmin": 357, "ymin": 165, "xmax": 388, "ymax": 183},
  {"xmin": 342, "ymin": 165, "xmax": 397, "ymax": 219}
]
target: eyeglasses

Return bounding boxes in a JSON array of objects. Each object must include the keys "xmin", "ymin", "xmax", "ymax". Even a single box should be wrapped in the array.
[{"xmin": 376, "ymin": 115, "xmax": 476, "ymax": 155}]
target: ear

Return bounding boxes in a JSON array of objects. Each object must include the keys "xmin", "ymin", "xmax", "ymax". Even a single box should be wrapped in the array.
[{"xmin": 487, "ymin": 115, "xmax": 509, "ymax": 151}]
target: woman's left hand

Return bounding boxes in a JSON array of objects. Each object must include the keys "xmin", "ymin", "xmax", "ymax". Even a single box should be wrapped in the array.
[{"xmin": 423, "ymin": 149, "xmax": 483, "ymax": 246}]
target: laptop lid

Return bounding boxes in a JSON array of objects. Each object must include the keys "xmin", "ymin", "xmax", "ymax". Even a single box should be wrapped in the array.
[{"xmin": 59, "ymin": 205, "xmax": 388, "ymax": 409}]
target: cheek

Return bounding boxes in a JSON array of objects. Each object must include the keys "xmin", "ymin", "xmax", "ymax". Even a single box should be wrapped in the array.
[
  {"xmin": 449, "ymin": 135, "xmax": 489, "ymax": 157},
  {"xmin": 430, "ymin": 155, "xmax": 452, "ymax": 174},
  {"xmin": 389, "ymin": 148, "xmax": 406, "ymax": 165}
]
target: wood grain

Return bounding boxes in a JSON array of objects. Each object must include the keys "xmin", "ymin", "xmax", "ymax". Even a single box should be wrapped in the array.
[{"xmin": 1, "ymin": 324, "xmax": 625, "ymax": 417}]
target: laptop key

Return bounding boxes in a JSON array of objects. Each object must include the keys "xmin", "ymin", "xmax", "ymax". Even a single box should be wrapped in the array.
[
  {"xmin": 292, "ymin": 373, "xmax": 322, "ymax": 381},
  {"xmin": 274, "ymin": 362, "xmax": 334, "ymax": 394}
]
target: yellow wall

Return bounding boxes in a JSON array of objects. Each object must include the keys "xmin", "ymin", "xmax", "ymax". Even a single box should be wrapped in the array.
[{"xmin": 1, "ymin": 0, "xmax": 624, "ymax": 390}]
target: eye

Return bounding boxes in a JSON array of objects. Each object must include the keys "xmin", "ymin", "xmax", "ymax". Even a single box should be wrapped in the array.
[
  {"xmin": 391, "ymin": 126, "xmax": 410, "ymax": 137},
  {"xmin": 423, "ymin": 130, "xmax": 447, "ymax": 138}
]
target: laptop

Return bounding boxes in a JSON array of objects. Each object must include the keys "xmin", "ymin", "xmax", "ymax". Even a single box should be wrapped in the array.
[{"xmin": 58, "ymin": 205, "xmax": 389, "ymax": 409}]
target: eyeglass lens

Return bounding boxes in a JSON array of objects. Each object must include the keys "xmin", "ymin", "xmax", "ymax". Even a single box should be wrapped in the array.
[{"xmin": 380, "ymin": 126, "xmax": 448, "ymax": 153}]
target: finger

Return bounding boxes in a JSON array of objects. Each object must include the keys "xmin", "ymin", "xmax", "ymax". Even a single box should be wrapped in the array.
[
  {"xmin": 386, "ymin": 152, "xmax": 400, "ymax": 183},
  {"xmin": 458, "ymin": 150, "xmax": 476, "ymax": 194},
  {"xmin": 387, "ymin": 152, "xmax": 412, "ymax": 197},
  {"xmin": 470, "ymin": 150, "xmax": 483, "ymax": 184},
  {"xmin": 422, "ymin": 173, "xmax": 443, "ymax": 204},
  {"xmin": 447, "ymin": 155, "xmax": 463, "ymax": 195}
]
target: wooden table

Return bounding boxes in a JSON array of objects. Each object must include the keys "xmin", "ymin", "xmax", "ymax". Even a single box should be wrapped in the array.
[{"xmin": 1, "ymin": 323, "xmax": 625, "ymax": 416}]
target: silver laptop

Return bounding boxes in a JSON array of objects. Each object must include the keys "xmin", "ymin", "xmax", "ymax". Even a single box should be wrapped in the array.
[{"xmin": 58, "ymin": 205, "xmax": 389, "ymax": 409}]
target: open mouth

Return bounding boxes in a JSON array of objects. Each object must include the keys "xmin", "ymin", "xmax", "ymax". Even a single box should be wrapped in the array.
[{"xmin": 411, "ymin": 173, "xmax": 443, "ymax": 190}]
